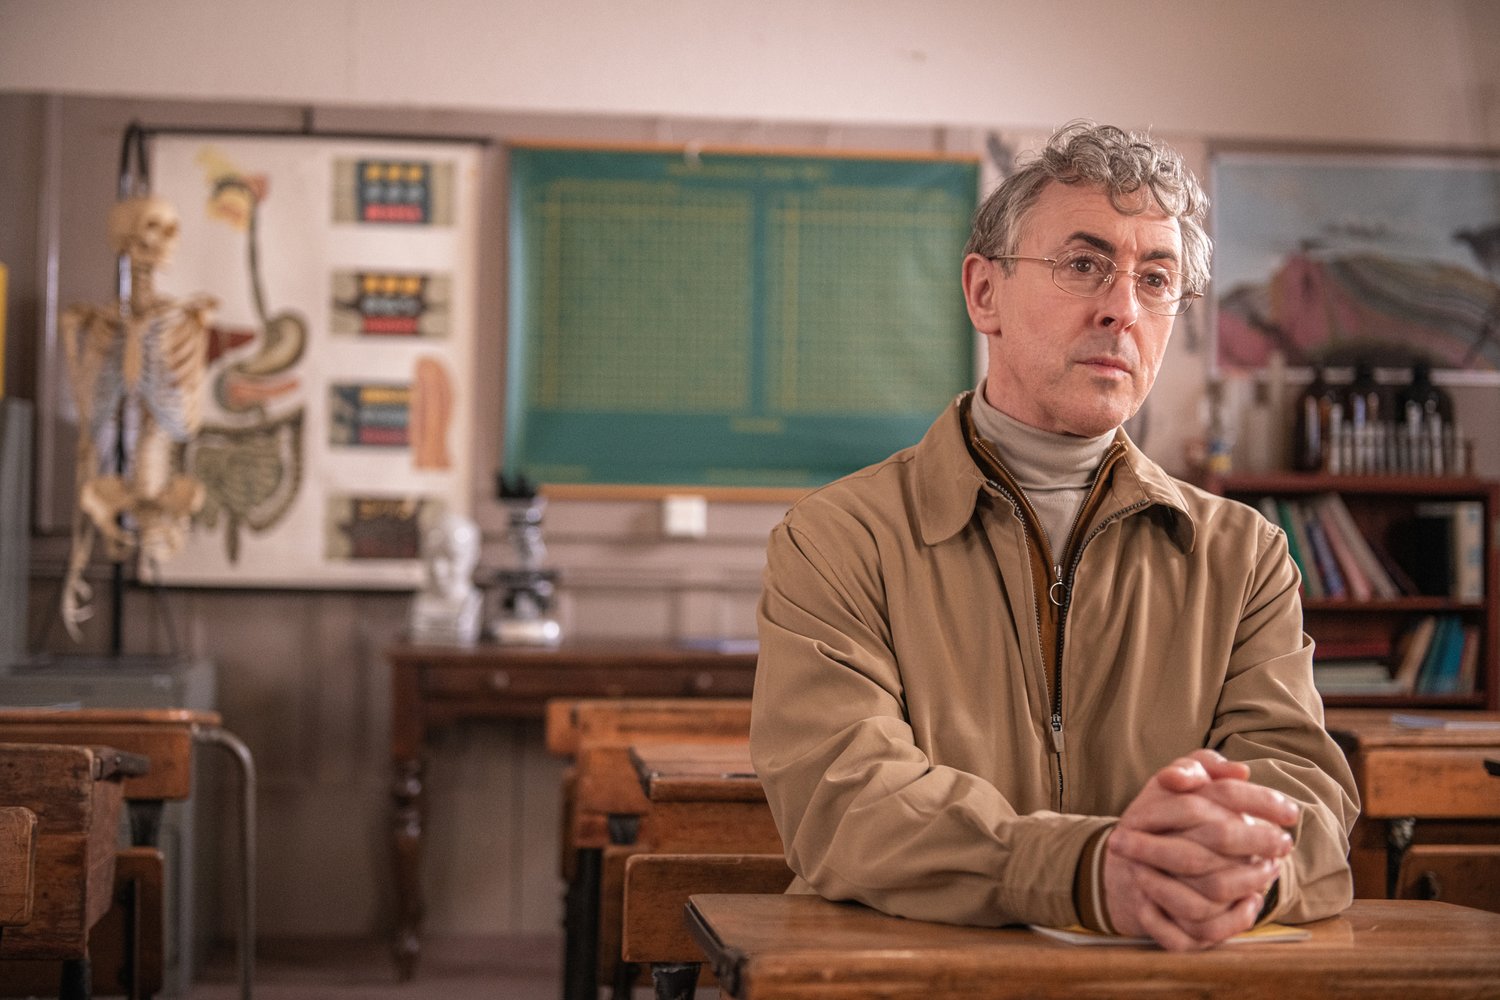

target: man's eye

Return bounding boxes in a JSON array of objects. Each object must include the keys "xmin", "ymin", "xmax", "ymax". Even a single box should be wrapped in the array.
[
  {"xmin": 1139, "ymin": 268, "xmax": 1177, "ymax": 293},
  {"xmin": 1068, "ymin": 254, "xmax": 1102, "ymax": 274}
]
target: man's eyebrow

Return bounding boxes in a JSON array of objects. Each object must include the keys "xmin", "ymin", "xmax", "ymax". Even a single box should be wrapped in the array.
[{"xmin": 1062, "ymin": 230, "xmax": 1180, "ymax": 263}]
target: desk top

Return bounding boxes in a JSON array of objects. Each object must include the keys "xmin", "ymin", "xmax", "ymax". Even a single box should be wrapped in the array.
[
  {"xmin": 687, "ymin": 895, "xmax": 1500, "ymax": 1000},
  {"xmin": 630, "ymin": 741, "xmax": 760, "ymax": 803},
  {"xmin": 1325, "ymin": 709, "xmax": 1500, "ymax": 749},
  {"xmin": 0, "ymin": 708, "xmax": 219, "ymax": 727},
  {"xmin": 388, "ymin": 640, "xmax": 759, "ymax": 670},
  {"xmin": 0, "ymin": 708, "xmax": 212, "ymax": 800}
]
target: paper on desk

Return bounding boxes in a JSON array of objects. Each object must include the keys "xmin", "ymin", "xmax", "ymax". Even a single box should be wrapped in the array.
[
  {"xmin": 1390, "ymin": 713, "xmax": 1500, "ymax": 731},
  {"xmin": 1029, "ymin": 922, "xmax": 1310, "ymax": 946}
]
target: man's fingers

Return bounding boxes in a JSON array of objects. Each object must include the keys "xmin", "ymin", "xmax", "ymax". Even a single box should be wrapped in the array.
[
  {"xmin": 1168, "ymin": 893, "xmax": 1264, "ymax": 947},
  {"xmin": 1154, "ymin": 751, "xmax": 1249, "ymax": 794},
  {"xmin": 1190, "ymin": 780, "xmax": 1300, "ymax": 829},
  {"xmin": 1109, "ymin": 827, "xmax": 1234, "ymax": 877}
]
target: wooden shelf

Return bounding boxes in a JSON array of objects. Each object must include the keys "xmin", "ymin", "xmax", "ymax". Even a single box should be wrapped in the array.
[{"xmin": 1206, "ymin": 473, "xmax": 1499, "ymax": 711}]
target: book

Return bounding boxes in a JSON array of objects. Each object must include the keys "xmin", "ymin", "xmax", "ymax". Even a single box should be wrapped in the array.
[
  {"xmin": 1391, "ymin": 615, "xmax": 1437, "ymax": 692},
  {"xmin": 1414, "ymin": 616, "xmax": 1465, "ymax": 695},
  {"xmin": 1313, "ymin": 660, "xmax": 1405, "ymax": 694},
  {"xmin": 1300, "ymin": 505, "xmax": 1347, "ymax": 599},
  {"xmin": 1312, "ymin": 493, "xmax": 1401, "ymax": 599},
  {"xmin": 1451, "ymin": 501, "xmax": 1484, "ymax": 601},
  {"xmin": 1455, "ymin": 624, "xmax": 1481, "ymax": 695},
  {"xmin": 1274, "ymin": 498, "xmax": 1324, "ymax": 599},
  {"xmin": 1029, "ymin": 922, "xmax": 1311, "ymax": 947},
  {"xmin": 1311, "ymin": 498, "xmax": 1372, "ymax": 601},
  {"xmin": 1391, "ymin": 506, "xmax": 1455, "ymax": 597}
]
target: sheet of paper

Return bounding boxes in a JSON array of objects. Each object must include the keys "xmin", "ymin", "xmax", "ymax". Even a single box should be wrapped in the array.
[{"xmin": 1029, "ymin": 923, "xmax": 1311, "ymax": 947}]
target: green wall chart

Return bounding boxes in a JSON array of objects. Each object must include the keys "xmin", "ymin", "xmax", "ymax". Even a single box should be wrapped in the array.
[{"xmin": 505, "ymin": 143, "xmax": 978, "ymax": 493}]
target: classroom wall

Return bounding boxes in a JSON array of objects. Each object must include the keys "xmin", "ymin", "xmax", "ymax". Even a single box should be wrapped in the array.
[{"xmin": 3, "ymin": 0, "xmax": 1500, "ymax": 946}]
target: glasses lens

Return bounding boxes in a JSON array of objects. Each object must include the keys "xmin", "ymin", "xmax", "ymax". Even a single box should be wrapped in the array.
[
  {"xmin": 1051, "ymin": 250, "xmax": 1112, "ymax": 295},
  {"xmin": 1135, "ymin": 264, "xmax": 1185, "ymax": 313}
]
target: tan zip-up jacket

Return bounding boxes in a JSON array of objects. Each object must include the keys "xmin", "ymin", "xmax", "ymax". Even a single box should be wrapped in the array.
[{"xmin": 752, "ymin": 393, "xmax": 1358, "ymax": 931}]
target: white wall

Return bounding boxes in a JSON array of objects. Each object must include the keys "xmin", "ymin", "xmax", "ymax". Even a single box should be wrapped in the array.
[{"xmin": 3, "ymin": 0, "xmax": 1498, "ymax": 146}]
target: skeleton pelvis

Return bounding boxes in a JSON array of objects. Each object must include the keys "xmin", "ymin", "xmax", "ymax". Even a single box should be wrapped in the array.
[{"xmin": 78, "ymin": 471, "xmax": 206, "ymax": 554}]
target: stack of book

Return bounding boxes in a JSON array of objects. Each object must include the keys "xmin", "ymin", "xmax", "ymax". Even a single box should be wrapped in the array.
[
  {"xmin": 1313, "ymin": 615, "xmax": 1481, "ymax": 697},
  {"xmin": 1258, "ymin": 493, "xmax": 1484, "ymax": 602}
]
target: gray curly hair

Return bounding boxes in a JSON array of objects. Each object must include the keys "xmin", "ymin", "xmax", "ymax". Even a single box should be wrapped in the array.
[{"xmin": 964, "ymin": 120, "xmax": 1211, "ymax": 294}]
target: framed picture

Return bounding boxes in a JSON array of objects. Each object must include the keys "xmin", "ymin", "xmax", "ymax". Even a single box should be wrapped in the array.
[
  {"xmin": 1210, "ymin": 145, "xmax": 1500, "ymax": 381},
  {"xmin": 150, "ymin": 133, "xmax": 482, "ymax": 587}
]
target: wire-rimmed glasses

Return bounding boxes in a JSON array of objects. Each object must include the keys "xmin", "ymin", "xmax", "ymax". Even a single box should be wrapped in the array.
[{"xmin": 988, "ymin": 248, "xmax": 1200, "ymax": 316}]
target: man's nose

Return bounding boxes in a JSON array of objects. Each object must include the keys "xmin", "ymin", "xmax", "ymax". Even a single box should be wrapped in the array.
[{"xmin": 1096, "ymin": 272, "xmax": 1141, "ymax": 329}]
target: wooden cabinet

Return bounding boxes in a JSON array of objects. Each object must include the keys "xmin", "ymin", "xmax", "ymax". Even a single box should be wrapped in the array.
[{"xmin": 1206, "ymin": 474, "xmax": 1499, "ymax": 710}]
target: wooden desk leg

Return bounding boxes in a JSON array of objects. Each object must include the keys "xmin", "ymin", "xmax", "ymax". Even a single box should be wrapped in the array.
[
  {"xmin": 563, "ymin": 847, "xmax": 601, "ymax": 1000},
  {"xmin": 1386, "ymin": 817, "xmax": 1416, "ymax": 897},
  {"xmin": 392, "ymin": 756, "xmax": 425, "ymax": 981},
  {"xmin": 60, "ymin": 955, "xmax": 91, "ymax": 1000},
  {"xmin": 126, "ymin": 801, "xmax": 164, "ymax": 848},
  {"xmin": 650, "ymin": 962, "xmax": 701, "ymax": 1000}
]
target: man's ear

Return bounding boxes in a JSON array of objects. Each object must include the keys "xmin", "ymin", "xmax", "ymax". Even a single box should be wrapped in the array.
[{"xmin": 961, "ymin": 253, "xmax": 1004, "ymax": 337}]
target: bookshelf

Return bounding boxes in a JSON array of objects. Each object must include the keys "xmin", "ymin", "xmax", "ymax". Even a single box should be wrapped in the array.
[{"xmin": 1204, "ymin": 473, "xmax": 1499, "ymax": 710}]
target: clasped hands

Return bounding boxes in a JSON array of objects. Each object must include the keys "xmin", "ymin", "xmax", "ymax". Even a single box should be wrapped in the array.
[{"xmin": 1103, "ymin": 749, "xmax": 1299, "ymax": 951}]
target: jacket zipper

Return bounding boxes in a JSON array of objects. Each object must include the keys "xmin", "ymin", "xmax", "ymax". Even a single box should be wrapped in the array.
[
  {"xmin": 984, "ymin": 474, "xmax": 1067, "ymax": 802},
  {"xmin": 1044, "ymin": 443, "xmax": 1131, "ymax": 806}
]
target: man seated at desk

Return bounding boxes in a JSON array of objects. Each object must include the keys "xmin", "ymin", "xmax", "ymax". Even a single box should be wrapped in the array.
[{"xmin": 751, "ymin": 120, "xmax": 1359, "ymax": 952}]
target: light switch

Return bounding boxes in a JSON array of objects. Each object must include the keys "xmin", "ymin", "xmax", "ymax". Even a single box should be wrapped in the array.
[{"xmin": 662, "ymin": 494, "xmax": 708, "ymax": 538}]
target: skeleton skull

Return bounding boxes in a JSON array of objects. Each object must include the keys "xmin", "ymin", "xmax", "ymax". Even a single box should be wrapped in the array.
[{"xmin": 107, "ymin": 194, "xmax": 181, "ymax": 268}]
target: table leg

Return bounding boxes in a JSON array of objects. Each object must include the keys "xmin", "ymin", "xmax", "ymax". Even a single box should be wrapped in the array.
[
  {"xmin": 194, "ymin": 724, "xmax": 257, "ymax": 1000},
  {"xmin": 127, "ymin": 800, "xmax": 164, "ymax": 848},
  {"xmin": 563, "ymin": 847, "xmax": 601, "ymax": 1000},
  {"xmin": 59, "ymin": 954, "xmax": 91, "ymax": 1000},
  {"xmin": 392, "ymin": 756, "xmax": 425, "ymax": 981},
  {"xmin": 1386, "ymin": 816, "xmax": 1416, "ymax": 897},
  {"xmin": 650, "ymin": 962, "xmax": 701, "ymax": 1000}
]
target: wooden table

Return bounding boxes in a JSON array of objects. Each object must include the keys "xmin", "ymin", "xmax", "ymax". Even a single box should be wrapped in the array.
[
  {"xmin": 388, "ymin": 643, "xmax": 757, "ymax": 980},
  {"xmin": 0, "ymin": 708, "xmax": 256, "ymax": 1000},
  {"xmin": 0, "ymin": 742, "xmax": 147, "ymax": 999},
  {"xmin": 686, "ymin": 894, "xmax": 1500, "ymax": 1000},
  {"xmin": 1325, "ymin": 708, "xmax": 1500, "ymax": 900}
]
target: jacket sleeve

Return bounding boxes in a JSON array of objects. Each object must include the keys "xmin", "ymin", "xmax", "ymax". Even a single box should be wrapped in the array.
[
  {"xmin": 1210, "ymin": 518, "xmax": 1360, "ymax": 924},
  {"xmin": 751, "ymin": 515, "xmax": 1112, "ymax": 929}
]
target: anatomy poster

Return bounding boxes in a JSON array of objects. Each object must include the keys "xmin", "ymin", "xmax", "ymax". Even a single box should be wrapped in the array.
[{"xmin": 152, "ymin": 135, "xmax": 480, "ymax": 587}]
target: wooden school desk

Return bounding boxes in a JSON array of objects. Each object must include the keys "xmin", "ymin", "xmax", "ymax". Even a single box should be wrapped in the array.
[
  {"xmin": 0, "ymin": 708, "xmax": 257, "ymax": 1000},
  {"xmin": 604, "ymin": 741, "xmax": 783, "ymax": 999},
  {"xmin": 686, "ymin": 894, "xmax": 1500, "ymax": 1000},
  {"xmin": 389, "ymin": 643, "xmax": 756, "ymax": 980},
  {"xmin": 1325, "ymin": 708, "xmax": 1500, "ymax": 901},
  {"xmin": 0, "ymin": 742, "xmax": 146, "ymax": 1000},
  {"xmin": 543, "ymin": 699, "xmax": 760, "ymax": 1000}
]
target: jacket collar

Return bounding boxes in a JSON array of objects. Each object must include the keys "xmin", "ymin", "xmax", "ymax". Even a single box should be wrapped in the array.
[{"xmin": 912, "ymin": 392, "xmax": 1197, "ymax": 552}]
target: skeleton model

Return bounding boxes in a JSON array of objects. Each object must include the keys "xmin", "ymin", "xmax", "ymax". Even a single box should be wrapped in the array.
[{"xmin": 58, "ymin": 194, "xmax": 215, "ymax": 639}]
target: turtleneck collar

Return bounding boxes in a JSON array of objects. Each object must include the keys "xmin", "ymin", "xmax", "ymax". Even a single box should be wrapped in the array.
[{"xmin": 969, "ymin": 381, "xmax": 1116, "ymax": 493}]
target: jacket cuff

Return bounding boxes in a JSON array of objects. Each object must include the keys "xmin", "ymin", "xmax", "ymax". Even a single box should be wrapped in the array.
[{"xmin": 1073, "ymin": 823, "xmax": 1116, "ymax": 934}]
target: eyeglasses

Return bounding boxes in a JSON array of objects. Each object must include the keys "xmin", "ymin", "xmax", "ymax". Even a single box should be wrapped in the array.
[{"xmin": 987, "ymin": 248, "xmax": 1200, "ymax": 316}]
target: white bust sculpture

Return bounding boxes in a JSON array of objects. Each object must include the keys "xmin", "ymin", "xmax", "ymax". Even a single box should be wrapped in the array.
[{"xmin": 409, "ymin": 511, "xmax": 482, "ymax": 645}]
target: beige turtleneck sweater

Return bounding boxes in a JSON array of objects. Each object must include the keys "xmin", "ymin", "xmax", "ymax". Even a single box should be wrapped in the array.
[{"xmin": 970, "ymin": 385, "xmax": 1116, "ymax": 566}]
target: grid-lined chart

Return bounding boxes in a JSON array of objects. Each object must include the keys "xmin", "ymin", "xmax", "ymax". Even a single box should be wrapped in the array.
[{"xmin": 506, "ymin": 145, "xmax": 977, "ymax": 490}]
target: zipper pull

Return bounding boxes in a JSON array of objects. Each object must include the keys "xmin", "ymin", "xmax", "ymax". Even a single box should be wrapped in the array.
[
  {"xmin": 1049, "ymin": 564, "xmax": 1065, "ymax": 607},
  {"xmin": 1050, "ymin": 712, "xmax": 1065, "ymax": 752}
]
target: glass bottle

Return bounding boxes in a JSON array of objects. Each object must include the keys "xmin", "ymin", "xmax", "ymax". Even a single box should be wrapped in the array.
[
  {"xmin": 1396, "ymin": 361, "xmax": 1454, "ymax": 474},
  {"xmin": 1347, "ymin": 361, "xmax": 1386, "ymax": 472},
  {"xmin": 1292, "ymin": 366, "xmax": 1340, "ymax": 472}
]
